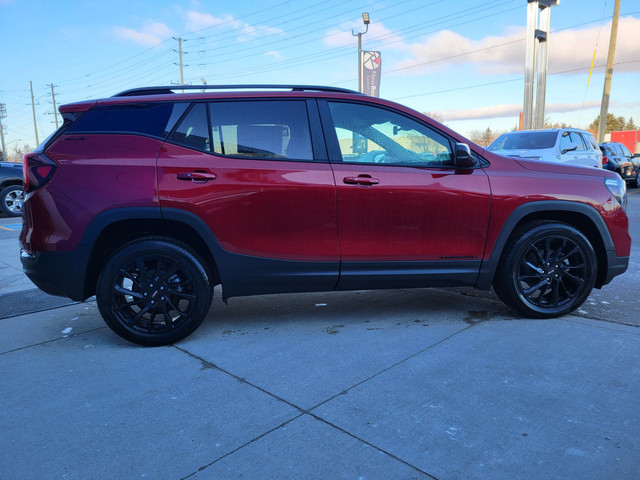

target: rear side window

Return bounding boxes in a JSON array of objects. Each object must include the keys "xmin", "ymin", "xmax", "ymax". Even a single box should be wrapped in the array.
[
  {"xmin": 66, "ymin": 102, "xmax": 185, "ymax": 138},
  {"xmin": 560, "ymin": 131, "xmax": 586, "ymax": 151},
  {"xmin": 209, "ymin": 100, "xmax": 313, "ymax": 160}
]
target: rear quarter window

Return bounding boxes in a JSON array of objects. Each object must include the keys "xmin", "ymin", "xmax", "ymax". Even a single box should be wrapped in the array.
[{"xmin": 66, "ymin": 102, "xmax": 186, "ymax": 138}]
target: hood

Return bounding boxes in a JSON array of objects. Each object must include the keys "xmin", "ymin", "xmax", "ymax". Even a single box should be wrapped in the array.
[{"xmin": 511, "ymin": 155, "xmax": 611, "ymax": 177}]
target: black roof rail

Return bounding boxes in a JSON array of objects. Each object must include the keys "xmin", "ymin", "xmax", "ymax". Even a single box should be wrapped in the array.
[{"xmin": 113, "ymin": 85, "xmax": 361, "ymax": 97}]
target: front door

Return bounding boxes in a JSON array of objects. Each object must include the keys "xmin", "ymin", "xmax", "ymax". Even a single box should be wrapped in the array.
[{"xmin": 320, "ymin": 100, "xmax": 491, "ymax": 289}]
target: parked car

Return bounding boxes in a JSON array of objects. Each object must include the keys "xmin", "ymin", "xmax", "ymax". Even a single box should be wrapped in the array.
[
  {"xmin": 600, "ymin": 141, "xmax": 640, "ymax": 188},
  {"xmin": 488, "ymin": 128, "xmax": 602, "ymax": 168},
  {"xmin": 20, "ymin": 85, "xmax": 630, "ymax": 346},
  {"xmin": 0, "ymin": 161, "xmax": 24, "ymax": 217}
]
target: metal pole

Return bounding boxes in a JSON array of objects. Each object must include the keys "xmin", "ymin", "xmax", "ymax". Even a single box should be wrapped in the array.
[
  {"xmin": 357, "ymin": 32, "xmax": 362, "ymax": 93},
  {"xmin": 597, "ymin": 0, "xmax": 620, "ymax": 142},
  {"xmin": 534, "ymin": 6, "xmax": 551, "ymax": 129},
  {"xmin": 0, "ymin": 104, "xmax": 6, "ymax": 161},
  {"xmin": 50, "ymin": 84, "xmax": 59, "ymax": 129},
  {"xmin": 30, "ymin": 81, "xmax": 39, "ymax": 145},
  {"xmin": 523, "ymin": 1, "xmax": 538, "ymax": 130},
  {"xmin": 178, "ymin": 37, "xmax": 184, "ymax": 86}
]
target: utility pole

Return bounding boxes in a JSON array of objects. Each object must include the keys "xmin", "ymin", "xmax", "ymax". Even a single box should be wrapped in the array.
[
  {"xmin": 597, "ymin": 0, "xmax": 620, "ymax": 142},
  {"xmin": 0, "ymin": 103, "xmax": 7, "ymax": 161},
  {"xmin": 49, "ymin": 84, "xmax": 59, "ymax": 129},
  {"xmin": 30, "ymin": 81, "xmax": 39, "ymax": 145},
  {"xmin": 173, "ymin": 37, "xmax": 185, "ymax": 86}
]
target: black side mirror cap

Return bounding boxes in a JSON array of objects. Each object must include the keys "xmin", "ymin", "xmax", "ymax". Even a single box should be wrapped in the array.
[{"xmin": 455, "ymin": 143, "xmax": 477, "ymax": 168}]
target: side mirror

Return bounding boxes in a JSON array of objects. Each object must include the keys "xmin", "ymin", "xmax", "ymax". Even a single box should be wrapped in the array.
[{"xmin": 454, "ymin": 143, "xmax": 477, "ymax": 168}]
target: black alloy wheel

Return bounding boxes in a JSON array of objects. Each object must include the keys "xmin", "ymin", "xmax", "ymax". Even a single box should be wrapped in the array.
[
  {"xmin": 494, "ymin": 222, "xmax": 597, "ymax": 318},
  {"xmin": 97, "ymin": 238, "xmax": 212, "ymax": 346}
]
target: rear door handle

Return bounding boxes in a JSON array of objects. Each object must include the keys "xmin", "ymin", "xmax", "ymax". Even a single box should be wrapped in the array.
[
  {"xmin": 177, "ymin": 171, "xmax": 217, "ymax": 182},
  {"xmin": 343, "ymin": 175, "xmax": 380, "ymax": 186}
]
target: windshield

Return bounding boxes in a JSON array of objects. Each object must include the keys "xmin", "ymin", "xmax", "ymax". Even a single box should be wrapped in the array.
[{"xmin": 489, "ymin": 131, "xmax": 557, "ymax": 150}]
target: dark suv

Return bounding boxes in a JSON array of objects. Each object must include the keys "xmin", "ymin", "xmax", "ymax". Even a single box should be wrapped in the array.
[
  {"xmin": 600, "ymin": 141, "xmax": 640, "ymax": 188},
  {"xmin": 20, "ymin": 85, "xmax": 631, "ymax": 346}
]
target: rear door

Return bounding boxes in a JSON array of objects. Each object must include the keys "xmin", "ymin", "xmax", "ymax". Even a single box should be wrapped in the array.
[
  {"xmin": 157, "ymin": 98, "xmax": 339, "ymax": 297},
  {"xmin": 319, "ymin": 100, "xmax": 491, "ymax": 290}
]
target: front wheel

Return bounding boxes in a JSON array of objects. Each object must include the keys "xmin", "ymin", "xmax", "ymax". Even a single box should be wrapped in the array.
[
  {"xmin": 97, "ymin": 238, "xmax": 213, "ymax": 346},
  {"xmin": 493, "ymin": 222, "xmax": 597, "ymax": 318}
]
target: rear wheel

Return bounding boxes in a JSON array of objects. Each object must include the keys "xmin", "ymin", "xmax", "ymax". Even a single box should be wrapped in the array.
[
  {"xmin": 630, "ymin": 172, "xmax": 640, "ymax": 189},
  {"xmin": 0, "ymin": 185, "xmax": 24, "ymax": 217},
  {"xmin": 493, "ymin": 222, "xmax": 596, "ymax": 318},
  {"xmin": 97, "ymin": 238, "xmax": 212, "ymax": 346}
]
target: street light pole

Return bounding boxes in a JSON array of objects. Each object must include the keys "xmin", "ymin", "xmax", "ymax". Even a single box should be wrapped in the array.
[{"xmin": 352, "ymin": 13, "xmax": 370, "ymax": 93}]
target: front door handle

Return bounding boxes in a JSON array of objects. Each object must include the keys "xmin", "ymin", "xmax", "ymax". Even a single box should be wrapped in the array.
[
  {"xmin": 343, "ymin": 175, "xmax": 380, "ymax": 186},
  {"xmin": 177, "ymin": 171, "xmax": 217, "ymax": 182}
]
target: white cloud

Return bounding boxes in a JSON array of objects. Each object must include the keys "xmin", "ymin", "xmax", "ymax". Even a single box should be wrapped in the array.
[
  {"xmin": 396, "ymin": 16, "xmax": 640, "ymax": 76},
  {"xmin": 113, "ymin": 21, "xmax": 173, "ymax": 46},
  {"xmin": 184, "ymin": 10, "xmax": 283, "ymax": 41},
  {"xmin": 436, "ymin": 100, "xmax": 601, "ymax": 121},
  {"xmin": 265, "ymin": 50, "xmax": 283, "ymax": 60},
  {"xmin": 185, "ymin": 11, "xmax": 241, "ymax": 31}
]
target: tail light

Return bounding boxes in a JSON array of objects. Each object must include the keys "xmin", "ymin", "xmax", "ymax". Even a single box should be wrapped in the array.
[
  {"xmin": 602, "ymin": 155, "xmax": 609, "ymax": 166},
  {"xmin": 23, "ymin": 153, "xmax": 57, "ymax": 193}
]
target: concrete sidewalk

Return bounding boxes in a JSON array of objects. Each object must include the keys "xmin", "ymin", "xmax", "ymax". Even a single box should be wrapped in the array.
[
  {"xmin": 1, "ymin": 285, "xmax": 639, "ymax": 479},
  {"xmin": 1, "ymin": 215, "xmax": 639, "ymax": 479}
]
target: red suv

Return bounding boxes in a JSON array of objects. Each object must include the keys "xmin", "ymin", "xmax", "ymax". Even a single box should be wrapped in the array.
[{"xmin": 20, "ymin": 85, "xmax": 631, "ymax": 346}]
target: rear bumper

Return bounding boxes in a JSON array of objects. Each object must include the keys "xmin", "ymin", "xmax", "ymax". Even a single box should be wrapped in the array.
[{"xmin": 20, "ymin": 247, "xmax": 91, "ymax": 301}]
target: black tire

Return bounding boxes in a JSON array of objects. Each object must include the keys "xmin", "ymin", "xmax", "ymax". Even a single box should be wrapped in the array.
[
  {"xmin": 493, "ymin": 222, "xmax": 597, "ymax": 318},
  {"xmin": 631, "ymin": 172, "xmax": 640, "ymax": 189},
  {"xmin": 0, "ymin": 185, "xmax": 24, "ymax": 217},
  {"xmin": 96, "ymin": 238, "xmax": 213, "ymax": 346}
]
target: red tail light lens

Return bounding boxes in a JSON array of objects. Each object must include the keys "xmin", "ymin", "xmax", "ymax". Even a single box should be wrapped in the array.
[
  {"xmin": 23, "ymin": 153, "xmax": 57, "ymax": 193},
  {"xmin": 602, "ymin": 155, "xmax": 609, "ymax": 166}
]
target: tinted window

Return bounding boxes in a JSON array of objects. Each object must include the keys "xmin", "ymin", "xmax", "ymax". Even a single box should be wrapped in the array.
[
  {"xmin": 67, "ymin": 102, "xmax": 179, "ymax": 137},
  {"xmin": 560, "ymin": 131, "xmax": 586, "ymax": 152},
  {"xmin": 584, "ymin": 133, "xmax": 599, "ymax": 150},
  {"xmin": 327, "ymin": 101, "xmax": 452, "ymax": 166},
  {"xmin": 619, "ymin": 143, "xmax": 632, "ymax": 157},
  {"xmin": 489, "ymin": 131, "xmax": 557, "ymax": 150},
  {"xmin": 170, "ymin": 103, "xmax": 210, "ymax": 152},
  {"xmin": 208, "ymin": 100, "xmax": 313, "ymax": 160}
]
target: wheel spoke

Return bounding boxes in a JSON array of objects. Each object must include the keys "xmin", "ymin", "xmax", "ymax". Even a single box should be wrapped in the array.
[
  {"xmin": 523, "ymin": 278, "xmax": 549, "ymax": 296},
  {"xmin": 114, "ymin": 284, "xmax": 144, "ymax": 298},
  {"xmin": 558, "ymin": 246, "xmax": 580, "ymax": 262}
]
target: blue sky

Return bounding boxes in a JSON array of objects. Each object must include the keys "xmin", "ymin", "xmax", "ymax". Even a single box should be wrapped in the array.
[{"xmin": 1, "ymin": 0, "xmax": 639, "ymax": 155}]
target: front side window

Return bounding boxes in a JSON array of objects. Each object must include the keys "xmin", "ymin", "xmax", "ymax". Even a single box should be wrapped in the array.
[
  {"xmin": 327, "ymin": 101, "xmax": 452, "ymax": 166},
  {"xmin": 208, "ymin": 100, "xmax": 313, "ymax": 161}
]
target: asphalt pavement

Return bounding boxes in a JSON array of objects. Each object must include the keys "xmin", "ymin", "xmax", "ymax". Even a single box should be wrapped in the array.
[{"xmin": 1, "ymin": 194, "xmax": 639, "ymax": 480}]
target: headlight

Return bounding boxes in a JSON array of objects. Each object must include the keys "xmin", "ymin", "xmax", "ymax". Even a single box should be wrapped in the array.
[{"xmin": 605, "ymin": 177, "xmax": 627, "ymax": 209}]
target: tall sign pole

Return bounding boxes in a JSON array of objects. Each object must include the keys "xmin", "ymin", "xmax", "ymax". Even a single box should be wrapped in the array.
[
  {"xmin": 597, "ymin": 0, "xmax": 621, "ymax": 142},
  {"xmin": 352, "ymin": 13, "xmax": 370, "ymax": 93},
  {"xmin": 523, "ymin": 0, "xmax": 558, "ymax": 130}
]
